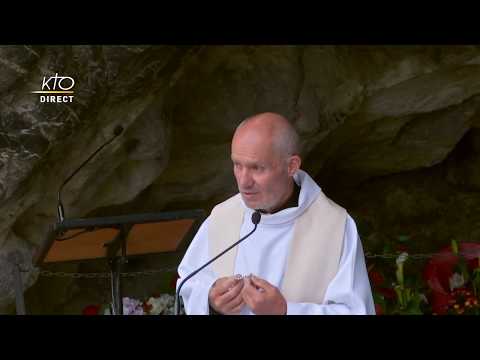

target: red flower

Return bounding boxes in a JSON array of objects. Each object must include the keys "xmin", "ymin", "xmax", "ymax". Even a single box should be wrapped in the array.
[
  {"xmin": 375, "ymin": 303, "xmax": 384, "ymax": 315},
  {"xmin": 423, "ymin": 242, "xmax": 480, "ymax": 314},
  {"xmin": 143, "ymin": 302, "xmax": 153, "ymax": 313},
  {"xmin": 368, "ymin": 270, "xmax": 385, "ymax": 287},
  {"xmin": 82, "ymin": 304, "xmax": 100, "ymax": 315}
]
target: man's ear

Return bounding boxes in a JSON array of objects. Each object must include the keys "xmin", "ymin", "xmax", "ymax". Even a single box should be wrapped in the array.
[{"xmin": 287, "ymin": 155, "xmax": 301, "ymax": 176}]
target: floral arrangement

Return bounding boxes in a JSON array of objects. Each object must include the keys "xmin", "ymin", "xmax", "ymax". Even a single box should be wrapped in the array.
[
  {"xmin": 369, "ymin": 252, "xmax": 427, "ymax": 315},
  {"xmin": 82, "ymin": 294, "xmax": 184, "ymax": 315},
  {"xmin": 369, "ymin": 238, "xmax": 480, "ymax": 315},
  {"xmin": 82, "ymin": 272, "xmax": 184, "ymax": 315},
  {"xmin": 392, "ymin": 252, "xmax": 427, "ymax": 314},
  {"xmin": 81, "ymin": 241, "xmax": 480, "ymax": 316},
  {"xmin": 423, "ymin": 240, "xmax": 480, "ymax": 315}
]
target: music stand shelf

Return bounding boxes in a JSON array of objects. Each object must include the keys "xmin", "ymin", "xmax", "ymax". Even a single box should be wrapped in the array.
[{"xmin": 33, "ymin": 209, "xmax": 205, "ymax": 315}]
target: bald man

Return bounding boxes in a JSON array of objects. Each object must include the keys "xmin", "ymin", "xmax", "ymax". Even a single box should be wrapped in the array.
[{"xmin": 177, "ymin": 112, "xmax": 375, "ymax": 315}]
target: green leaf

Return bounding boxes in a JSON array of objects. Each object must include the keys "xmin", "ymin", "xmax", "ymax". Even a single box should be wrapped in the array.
[
  {"xmin": 451, "ymin": 239, "xmax": 459, "ymax": 255},
  {"xmin": 397, "ymin": 235, "xmax": 410, "ymax": 243}
]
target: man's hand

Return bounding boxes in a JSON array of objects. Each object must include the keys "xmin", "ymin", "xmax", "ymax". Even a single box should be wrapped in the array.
[
  {"xmin": 242, "ymin": 275, "xmax": 287, "ymax": 315},
  {"xmin": 208, "ymin": 275, "xmax": 245, "ymax": 314}
]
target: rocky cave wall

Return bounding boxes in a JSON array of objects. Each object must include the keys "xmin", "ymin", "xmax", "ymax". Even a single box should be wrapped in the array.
[{"xmin": 1, "ymin": 45, "xmax": 479, "ymax": 313}]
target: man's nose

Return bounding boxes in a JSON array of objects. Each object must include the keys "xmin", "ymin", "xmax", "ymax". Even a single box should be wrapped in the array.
[{"xmin": 238, "ymin": 168, "xmax": 254, "ymax": 188}]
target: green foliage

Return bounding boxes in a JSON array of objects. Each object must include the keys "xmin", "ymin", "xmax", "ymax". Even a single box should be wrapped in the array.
[{"xmin": 370, "ymin": 236, "xmax": 480, "ymax": 315}]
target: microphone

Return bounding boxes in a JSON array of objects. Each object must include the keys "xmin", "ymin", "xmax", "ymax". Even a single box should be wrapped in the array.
[
  {"xmin": 57, "ymin": 125, "xmax": 124, "ymax": 223},
  {"xmin": 174, "ymin": 210, "xmax": 262, "ymax": 315}
]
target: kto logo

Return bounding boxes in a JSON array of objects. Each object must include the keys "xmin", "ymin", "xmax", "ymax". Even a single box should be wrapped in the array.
[{"xmin": 31, "ymin": 73, "xmax": 75, "ymax": 103}]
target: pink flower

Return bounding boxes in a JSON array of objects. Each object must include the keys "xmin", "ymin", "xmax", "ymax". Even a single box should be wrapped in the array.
[{"xmin": 122, "ymin": 297, "xmax": 144, "ymax": 315}]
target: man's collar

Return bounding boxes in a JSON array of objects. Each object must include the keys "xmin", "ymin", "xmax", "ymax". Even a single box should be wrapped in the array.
[{"xmin": 258, "ymin": 182, "xmax": 301, "ymax": 214}]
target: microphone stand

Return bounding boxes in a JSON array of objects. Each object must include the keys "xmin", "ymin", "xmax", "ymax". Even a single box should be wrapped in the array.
[
  {"xmin": 174, "ymin": 211, "xmax": 261, "ymax": 315},
  {"xmin": 57, "ymin": 126, "xmax": 123, "ymax": 223},
  {"xmin": 49, "ymin": 126, "xmax": 124, "ymax": 313}
]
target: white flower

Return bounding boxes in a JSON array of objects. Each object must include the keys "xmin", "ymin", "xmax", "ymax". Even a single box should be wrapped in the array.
[
  {"xmin": 101, "ymin": 294, "xmax": 180, "ymax": 315},
  {"xmin": 449, "ymin": 272, "xmax": 465, "ymax": 292},
  {"xmin": 146, "ymin": 294, "xmax": 175, "ymax": 315},
  {"xmin": 396, "ymin": 252, "xmax": 409, "ymax": 266}
]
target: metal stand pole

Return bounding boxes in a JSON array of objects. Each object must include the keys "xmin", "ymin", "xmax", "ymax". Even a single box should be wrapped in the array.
[
  {"xmin": 109, "ymin": 257, "xmax": 125, "ymax": 315},
  {"xmin": 105, "ymin": 225, "xmax": 129, "ymax": 315}
]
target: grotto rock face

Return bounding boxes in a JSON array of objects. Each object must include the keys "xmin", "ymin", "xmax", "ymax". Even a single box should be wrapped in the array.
[{"xmin": 1, "ymin": 45, "xmax": 480, "ymax": 312}]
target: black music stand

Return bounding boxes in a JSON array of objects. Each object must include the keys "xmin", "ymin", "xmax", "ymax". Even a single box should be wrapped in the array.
[{"xmin": 33, "ymin": 210, "xmax": 205, "ymax": 315}]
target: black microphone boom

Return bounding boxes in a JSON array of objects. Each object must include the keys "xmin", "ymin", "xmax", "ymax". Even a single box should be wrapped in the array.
[
  {"xmin": 57, "ymin": 126, "xmax": 124, "ymax": 223},
  {"xmin": 174, "ymin": 210, "xmax": 261, "ymax": 315}
]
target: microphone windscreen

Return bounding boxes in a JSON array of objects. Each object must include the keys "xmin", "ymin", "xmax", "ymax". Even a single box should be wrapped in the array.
[
  {"xmin": 251, "ymin": 211, "xmax": 261, "ymax": 225},
  {"xmin": 113, "ymin": 125, "xmax": 124, "ymax": 136}
]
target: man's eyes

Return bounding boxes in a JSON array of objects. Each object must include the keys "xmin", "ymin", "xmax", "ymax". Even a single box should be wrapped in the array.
[{"xmin": 233, "ymin": 163, "xmax": 265, "ymax": 171}]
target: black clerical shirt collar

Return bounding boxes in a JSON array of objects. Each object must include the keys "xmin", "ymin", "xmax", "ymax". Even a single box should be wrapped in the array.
[{"xmin": 257, "ymin": 182, "xmax": 301, "ymax": 215}]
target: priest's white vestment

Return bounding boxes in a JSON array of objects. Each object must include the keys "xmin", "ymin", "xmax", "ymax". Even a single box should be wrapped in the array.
[{"xmin": 177, "ymin": 170, "xmax": 375, "ymax": 315}]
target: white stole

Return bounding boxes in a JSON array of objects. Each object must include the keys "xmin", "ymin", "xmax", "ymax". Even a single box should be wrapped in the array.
[{"xmin": 208, "ymin": 191, "xmax": 347, "ymax": 304}]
